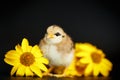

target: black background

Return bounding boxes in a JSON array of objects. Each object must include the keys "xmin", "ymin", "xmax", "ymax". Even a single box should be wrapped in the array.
[{"xmin": 0, "ymin": 0, "xmax": 120, "ymax": 78}]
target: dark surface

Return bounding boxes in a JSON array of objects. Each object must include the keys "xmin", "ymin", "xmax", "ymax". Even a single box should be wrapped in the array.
[
  {"xmin": 0, "ymin": 0, "xmax": 120, "ymax": 79},
  {"xmin": 0, "ymin": 76, "xmax": 112, "ymax": 80}
]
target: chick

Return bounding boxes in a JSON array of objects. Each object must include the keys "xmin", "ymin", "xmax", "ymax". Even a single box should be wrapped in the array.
[{"xmin": 39, "ymin": 25, "xmax": 74, "ymax": 76}]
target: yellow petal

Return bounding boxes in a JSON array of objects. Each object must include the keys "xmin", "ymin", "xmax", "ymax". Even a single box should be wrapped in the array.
[
  {"xmin": 93, "ymin": 64, "xmax": 100, "ymax": 76},
  {"xmin": 75, "ymin": 43, "xmax": 96, "ymax": 52},
  {"xmin": 16, "ymin": 65, "xmax": 25, "ymax": 76},
  {"xmin": 65, "ymin": 67, "xmax": 79, "ymax": 76},
  {"xmin": 25, "ymin": 67, "xmax": 34, "ymax": 76},
  {"xmin": 34, "ymin": 62, "xmax": 48, "ymax": 72},
  {"xmin": 36, "ymin": 57, "xmax": 49, "ymax": 64},
  {"xmin": 84, "ymin": 63, "xmax": 93, "ymax": 76},
  {"xmin": 100, "ymin": 62, "xmax": 112, "ymax": 71},
  {"xmin": 5, "ymin": 50, "xmax": 19, "ymax": 59},
  {"xmin": 31, "ymin": 45, "xmax": 42, "ymax": 57},
  {"xmin": 11, "ymin": 66, "xmax": 18, "ymax": 76},
  {"xmin": 30, "ymin": 65, "xmax": 42, "ymax": 77},
  {"xmin": 27, "ymin": 46, "xmax": 32, "ymax": 52},
  {"xmin": 100, "ymin": 67, "xmax": 109, "ymax": 77},
  {"xmin": 15, "ymin": 44, "xmax": 23, "ymax": 55},
  {"xmin": 80, "ymin": 57, "xmax": 90, "ymax": 64},
  {"xmin": 4, "ymin": 58, "xmax": 19, "ymax": 66},
  {"xmin": 102, "ymin": 58, "xmax": 113, "ymax": 68},
  {"xmin": 21, "ymin": 38, "xmax": 29, "ymax": 52},
  {"xmin": 75, "ymin": 51, "xmax": 89, "ymax": 57}
]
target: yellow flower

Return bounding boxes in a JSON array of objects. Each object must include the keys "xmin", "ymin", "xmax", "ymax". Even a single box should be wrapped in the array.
[
  {"xmin": 75, "ymin": 43, "xmax": 113, "ymax": 77},
  {"xmin": 64, "ymin": 56, "xmax": 87, "ymax": 77},
  {"xmin": 4, "ymin": 38, "xmax": 49, "ymax": 77},
  {"xmin": 64, "ymin": 57, "xmax": 81, "ymax": 76}
]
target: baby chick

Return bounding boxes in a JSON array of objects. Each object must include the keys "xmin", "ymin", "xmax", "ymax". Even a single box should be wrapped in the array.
[{"xmin": 39, "ymin": 25, "xmax": 74, "ymax": 76}]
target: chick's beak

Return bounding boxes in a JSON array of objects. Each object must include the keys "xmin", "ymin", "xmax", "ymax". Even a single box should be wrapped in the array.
[{"xmin": 47, "ymin": 33, "xmax": 54, "ymax": 38}]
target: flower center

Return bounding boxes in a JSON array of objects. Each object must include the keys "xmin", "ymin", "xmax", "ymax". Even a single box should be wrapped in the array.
[
  {"xmin": 91, "ymin": 52, "xmax": 102, "ymax": 63},
  {"xmin": 20, "ymin": 52, "xmax": 35, "ymax": 66}
]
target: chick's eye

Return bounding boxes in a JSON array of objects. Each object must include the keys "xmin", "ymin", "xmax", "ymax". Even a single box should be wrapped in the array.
[{"xmin": 55, "ymin": 32, "xmax": 61, "ymax": 36}]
